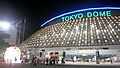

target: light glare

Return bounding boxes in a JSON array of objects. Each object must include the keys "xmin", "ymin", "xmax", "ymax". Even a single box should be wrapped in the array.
[{"xmin": 0, "ymin": 22, "xmax": 10, "ymax": 30}]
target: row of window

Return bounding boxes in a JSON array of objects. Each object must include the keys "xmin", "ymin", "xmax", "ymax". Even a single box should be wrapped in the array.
[{"xmin": 22, "ymin": 16, "xmax": 120, "ymax": 47}]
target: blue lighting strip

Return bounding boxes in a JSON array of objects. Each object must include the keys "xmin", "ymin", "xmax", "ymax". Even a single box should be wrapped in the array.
[
  {"xmin": 40, "ymin": 7, "xmax": 120, "ymax": 27},
  {"xmin": 59, "ymin": 54, "xmax": 116, "ymax": 56},
  {"xmin": 99, "ymin": 54, "xmax": 116, "ymax": 56}
]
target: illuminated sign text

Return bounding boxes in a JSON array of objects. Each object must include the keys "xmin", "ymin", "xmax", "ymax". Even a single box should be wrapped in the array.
[{"xmin": 62, "ymin": 11, "xmax": 111, "ymax": 22}]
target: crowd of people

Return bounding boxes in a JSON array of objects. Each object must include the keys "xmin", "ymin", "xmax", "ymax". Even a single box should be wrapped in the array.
[
  {"xmin": 0, "ymin": 56, "xmax": 4, "ymax": 63},
  {"xmin": 31, "ymin": 57, "xmax": 39, "ymax": 67},
  {"xmin": 29, "ymin": 56, "xmax": 65, "ymax": 67}
]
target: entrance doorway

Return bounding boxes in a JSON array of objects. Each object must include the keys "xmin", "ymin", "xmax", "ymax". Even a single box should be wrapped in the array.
[
  {"xmin": 99, "ymin": 56, "xmax": 116, "ymax": 63},
  {"xmin": 77, "ymin": 56, "xmax": 94, "ymax": 62}
]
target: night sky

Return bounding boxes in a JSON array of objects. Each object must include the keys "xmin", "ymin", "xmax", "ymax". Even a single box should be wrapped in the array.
[{"xmin": 0, "ymin": 0, "xmax": 120, "ymax": 40}]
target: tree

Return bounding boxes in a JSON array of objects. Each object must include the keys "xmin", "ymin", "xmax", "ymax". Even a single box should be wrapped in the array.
[
  {"xmin": 0, "ymin": 30, "xmax": 10, "ymax": 56},
  {"xmin": 0, "ymin": 31, "xmax": 10, "ymax": 39}
]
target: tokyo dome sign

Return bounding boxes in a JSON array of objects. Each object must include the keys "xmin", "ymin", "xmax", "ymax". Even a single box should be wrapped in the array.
[
  {"xmin": 40, "ymin": 7, "xmax": 120, "ymax": 27},
  {"xmin": 61, "ymin": 11, "xmax": 111, "ymax": 22}
]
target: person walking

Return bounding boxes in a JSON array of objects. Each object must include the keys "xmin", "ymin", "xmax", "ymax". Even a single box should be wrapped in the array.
[
  {"xmin": 110, "ymin": 58, "xmax": 112, "ymax": 64},
  {"xmin": 31, "ymin": 57, "xmax": 35, "ymax": 67},
  {"xmin": 53, "ymin": 58, "xmax": 55, "ymax": 64},
  {"xmin": 50, "ymin": 58, "xmax": 52, "ymax": 65},
  {"xmin": 61, "ymin": 58, "xmax": 65, "ymax": 64},
  {"xmin": 72, "ymin": 59, "xmax": 74, "ymax": 63},
  {"xmin": 46, "ymin": 58, "xmax": 49, "ymax": 65},
  {"xmin": 33, "ymin": 57, "xmax": 37, "ymax": 67},
  {"xmin": 56, "ymin": 58, "xmax": 59, "ymax": 64}
]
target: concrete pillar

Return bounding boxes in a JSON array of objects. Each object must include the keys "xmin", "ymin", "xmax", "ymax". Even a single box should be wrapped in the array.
[
  {"xmin": 112, "ymin": 56, "xmax": 116, "ymax": 62},
  {"xmin": 79, "ymin": 57, "xmax": 83, "ymax": 62},
  {"xmin": 59, "ymin": 56, "xmax": 62, "ymax": 63},
  {"xmin": 96, "ymin": 50, "xmax": 100, "ymax": 64},
  {"xmin": 116, "ymin": 53, "xmax": 120, "ymax": 61},
  {"xmin": 94, "ymin": 56, "xmax": 96, "ymax": 62},
  {"xmin": 74, "ymin": 56, "xmax": 77, "ymax": 62}
]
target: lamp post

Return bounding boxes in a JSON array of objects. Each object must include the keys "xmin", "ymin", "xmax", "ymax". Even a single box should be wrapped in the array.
[
  {"xmin": 0, "ymin": 21, "xmax": 19, "ymax": 46},
  {"xmin": 16, "ymin": 20, "xmax": 22, "ymax": 45},
  {"xmin": 0, "ymin": 17, "xmax": 27, "ymax": 46},
  {"xmin": 15, "ymin": 18, "xmax": 26, "ymax": 46},
  {"xmin": 22, "ymin": 18, "xmax": 26, "ymax": 43}
]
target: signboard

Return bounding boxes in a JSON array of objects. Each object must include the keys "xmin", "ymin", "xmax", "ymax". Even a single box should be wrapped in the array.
[
  {"xmin": 62, "ymin": 11, "xmax": 111, "ymax": 22},
  {"xmin": 40, "ymin": 7, "xmax": 120, "ymax": 27}
]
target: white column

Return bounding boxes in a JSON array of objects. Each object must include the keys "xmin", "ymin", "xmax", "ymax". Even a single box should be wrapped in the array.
[
  {"xmin": 59, "ymin": 56, "xmax": 62, "ymax": 63},
  {"xmin": 74, "ymin": 56, "xmax": 77, "ymax": 62},
  {"xmin": 94, "ymin": 55, "xmax": 96, "ymax": 62}
]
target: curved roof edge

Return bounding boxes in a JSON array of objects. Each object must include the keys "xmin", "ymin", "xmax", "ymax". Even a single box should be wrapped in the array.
[{"xmin": 40, "ymin": 7, "xmax": 120, "ymax": 27}]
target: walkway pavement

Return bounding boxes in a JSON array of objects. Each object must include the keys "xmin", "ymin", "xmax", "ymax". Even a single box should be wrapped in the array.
[
  {"xmin": 58, "ymin": 62, "xmax": 120, "ymax": 66},
  {"xmin": 0, "ymin": 62, "xmax": 120, "ymax": 68}
]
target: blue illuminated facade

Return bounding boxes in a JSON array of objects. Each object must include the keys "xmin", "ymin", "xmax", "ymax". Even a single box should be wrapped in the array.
[
  {"xmin": 41, "ymin": 7, "xmax": 120, "ymax": 27},
  {"xmin": 21, "ymin": 7, "xmax": 120, "ymax": 47}
]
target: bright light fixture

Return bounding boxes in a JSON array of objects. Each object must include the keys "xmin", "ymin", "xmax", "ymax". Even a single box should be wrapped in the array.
[{"xmin": 0, "ymin": 21, "xmax": 10, "ymax": 30}]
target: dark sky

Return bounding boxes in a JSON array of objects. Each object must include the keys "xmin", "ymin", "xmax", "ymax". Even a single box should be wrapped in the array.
[{"xmin": 0, "ymin": 0, "xmax": 120, "ymax": 40}]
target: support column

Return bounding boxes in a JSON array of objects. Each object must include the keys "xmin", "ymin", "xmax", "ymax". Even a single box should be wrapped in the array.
[
  {"xmin": 59, "ymin": 56, "xmax": 62, "ymax": 63},
  {"xmin": 94, "ymin": 55, "xmax": 96, "ymax": 62},
  {"xmin": 96, "ymin": 49, "xmax": 100, "ymax": 64},
  {"xmin": 62, "ymin": 51, "xmax": 66, "ymax": 64},
  {"xmin": 74, "ymin": 56, "xmax": 77, "ymax": 62}
]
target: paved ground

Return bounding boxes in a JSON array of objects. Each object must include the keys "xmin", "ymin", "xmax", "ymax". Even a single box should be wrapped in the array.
[
  {"xmin": 0, "ymin": 62, "xmax": 120, "ymax": 68},
  {"xmin": 63, "ymin": 62, "xmax": 120, "ymax": 66}
]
